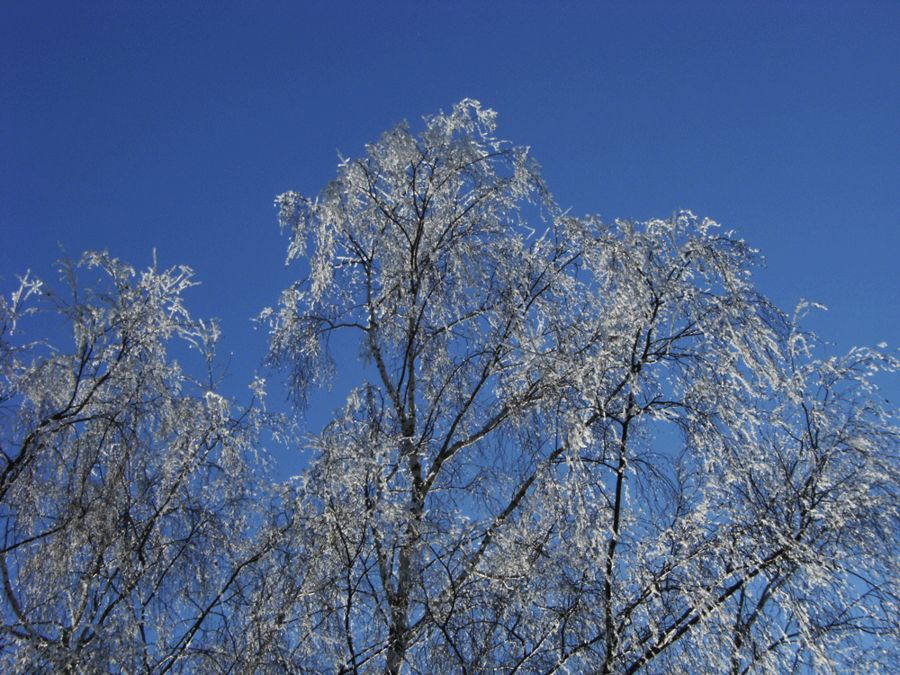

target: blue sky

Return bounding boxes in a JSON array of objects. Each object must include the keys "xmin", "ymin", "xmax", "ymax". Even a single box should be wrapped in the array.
[{"xmin": 2, "ymin": 1, "xmax": 897, "ymax": 475}]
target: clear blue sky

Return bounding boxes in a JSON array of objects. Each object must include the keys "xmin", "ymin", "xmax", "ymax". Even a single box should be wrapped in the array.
[{"xmin": 3, "ymin": 1, "xmax": 898, "ymax": 475}]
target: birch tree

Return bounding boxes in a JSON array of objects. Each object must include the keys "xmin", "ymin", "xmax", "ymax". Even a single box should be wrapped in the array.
[
  {"xmin": 1, "ymin": 100, "xmax": 896, "ymax": 673},
  {"xmin": 0, "ymin": 254, "xmax": 272, "ymax": 672},
  {"xmin": 262, "ymin": 100, "xmax": 899, "ymax": 673}
]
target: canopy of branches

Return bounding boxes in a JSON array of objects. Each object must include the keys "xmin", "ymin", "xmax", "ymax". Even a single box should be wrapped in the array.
[{"xmin": 2, "ymin": 101, "xmax": 897, "ymax": 673}]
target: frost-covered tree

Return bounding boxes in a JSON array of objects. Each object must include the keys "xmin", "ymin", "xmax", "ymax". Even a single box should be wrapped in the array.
[
  {"xmin": 261, "ymin": 100, "xmax": 899, "ymax": 673},
  {"xmin": 0, "ymin": 254, "xmax": 273, "ymax": 672},
  {"xmin": 1, "ymin": 101, "xmax": 897, "ymax": 673}
]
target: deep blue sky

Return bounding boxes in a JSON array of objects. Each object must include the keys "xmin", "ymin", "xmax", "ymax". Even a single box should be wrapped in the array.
[{"xmin": 3, "ymin": 1, "xmax": 898, "ymax": 475}]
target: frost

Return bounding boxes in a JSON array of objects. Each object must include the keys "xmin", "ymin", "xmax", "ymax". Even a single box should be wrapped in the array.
[{"xmin": 2, "ymin": 101, "xmax": 897, "ymax": 673}]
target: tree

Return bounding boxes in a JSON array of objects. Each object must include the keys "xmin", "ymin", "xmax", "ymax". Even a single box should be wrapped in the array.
[
  {"xmin": 2, "ymin": 100, "xmax": 897, "ymax": 673},
  {"xmin": 0, "ymin": 253, "xmax": 272, "ymax": 671},
  {"xmin": 261, "ymin": 100, "xmax": 899, "ymax": 672}
]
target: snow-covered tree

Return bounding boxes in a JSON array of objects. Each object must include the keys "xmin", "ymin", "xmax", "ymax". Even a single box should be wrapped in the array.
[
  {"xmin": 262, "ymin": 100, "xmax": 899, "ymax": 672},
  {"xmin": 2, "ymin": 101, "xmax": 896, "ymax": 673},
  {"xmin": 0, "ymin": 254, "xmax": 272, "ymax": 671}
]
